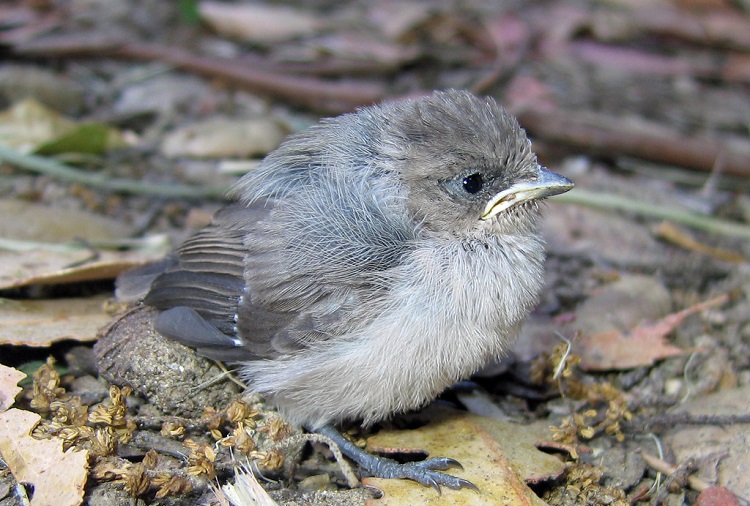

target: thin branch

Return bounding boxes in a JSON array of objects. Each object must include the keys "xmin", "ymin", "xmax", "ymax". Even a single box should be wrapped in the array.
[
  {"xmin": 625, "ymin": 412, "xmax": 750, "ymax": 431},
  {"xmin": 517, "ymin": 109, "xmax": 750, "ymax": 178},
  {"xmin": 641, "ymin": 452, "xmax": 712, "ymax": 493},
  {"xmin": 12, "ymin": 37, "xmax": 386, "ymax": 114}
]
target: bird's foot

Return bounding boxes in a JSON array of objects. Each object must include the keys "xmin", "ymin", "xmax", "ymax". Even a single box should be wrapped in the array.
[
  {"xmin": 313, "ymin": 424, "xmax": 477, "ymax": 492},
  {"xmin": 364, "ymin": 454, "xmax": 477, "ymax": 492}
]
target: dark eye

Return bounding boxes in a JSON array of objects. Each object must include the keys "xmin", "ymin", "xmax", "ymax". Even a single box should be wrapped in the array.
[{"xmin": 461, "ymin": 173, "xmax": 484, "ymax": 194}]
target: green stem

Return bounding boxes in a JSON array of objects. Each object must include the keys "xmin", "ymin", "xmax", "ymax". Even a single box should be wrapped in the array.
[
  {"xmin": 0, "ymin": 235, "xmax": 170, "ymax": 253},
  {"xmin": 2, "ymin": 146, "xmax": 747, "ymax": 241},
  {"xmin": 556, "ymin": 188, "xmax": 750, "ymax": 241},
  {"xmin": 0, "ymin": 146, "xmax": 228, "ymax": 199}
]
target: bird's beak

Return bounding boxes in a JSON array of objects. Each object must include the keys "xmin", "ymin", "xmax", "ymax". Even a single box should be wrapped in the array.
[{"xmin": 481, "ymin": 167, "xmax": 574, "ymax": 220}]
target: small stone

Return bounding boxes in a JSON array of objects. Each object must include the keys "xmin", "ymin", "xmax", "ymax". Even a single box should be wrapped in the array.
[
  {"xmin": 297, "ymin": 474, "xmax": 332, "ymax": 492},
  {"xmin": 94, "ymin": 306, "xmax": 240, "ymax": 417}
]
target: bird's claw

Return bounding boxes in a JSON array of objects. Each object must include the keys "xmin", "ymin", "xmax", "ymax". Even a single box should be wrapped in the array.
[
  {"xmin": 312, "ymin": 424, "xmax": 478, "ymax": 493},
  {"xmin": 369, "ymin": 456, "xmax": 477, "ymax": 492},
  {"xmin": 415, "ymin": 456, "xmax": 464, "ymax": 472}
]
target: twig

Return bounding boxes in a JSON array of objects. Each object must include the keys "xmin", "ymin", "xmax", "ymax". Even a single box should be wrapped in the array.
[
  {"xmin": 654, "ymin": 222, "xmax": 747, "ymax": 263},
  {"xmin": 552, "ymin": 332, "xmax": 574, "ymax": 381},
  {"xmin": 214, "ymin": 360, "xmax": 248, "ymax": 390},
  {"xmin": 618, "ymin": 158, "xmax": 750, "ymax": 192},
  {"xmin": 113, "ymin": 43, "xmax": 385, "ymax": 113},
  {"xmin": 0, "ymin": 146, "xmax": 228, "ymax": 199},
  {"xmin": 641, "ymin": 451, "xmax": 711, "ymax": 492},
  {"xmin": 516, "ymin": 109, "xmax": 750, "ymax": 178},
  {"xmin": 133, "ymin": 414, "xmax": 208, "ymax": 433},
  {"xmin": 12, "ymin": 37, "xmax": 386, "ymax": 114},
  {"xmin": 625, "ymin": 412, "xmax": 750, "ymax": 432},
  {"xmin": 286, "ymin": 433, "xmax": 360, "ymax": 488},
  {"xmin": 569, "ymin": 41, "xmax": 750, "ymax": 85},
  {"xmin": 555, "ymin": 188, "xmax": 750, "ymax": 240},
  {"xmin": 628, "ymin": 7, "xmax": 750, "ymax": 52}
]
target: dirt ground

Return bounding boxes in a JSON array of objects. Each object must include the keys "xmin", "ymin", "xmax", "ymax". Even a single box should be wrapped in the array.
[{"xmin": 1, "ymin": 1, "xmax": 749, "ymax": 505}]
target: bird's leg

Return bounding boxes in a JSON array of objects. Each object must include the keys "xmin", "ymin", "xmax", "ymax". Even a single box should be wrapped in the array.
[{"xmin": 311, "ymin": 424, "xmax": 478, "ymax": 492}]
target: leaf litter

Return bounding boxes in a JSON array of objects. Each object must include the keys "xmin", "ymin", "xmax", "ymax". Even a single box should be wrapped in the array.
[
  {"xmin": 364, "ymin": 406, "xmax": 564, "ymax": 505},
  {"xmin": 0, "ymin": 364, "xmax": 89, "ymax": 506},
  {"xmin": 0, "ymin": 0, "xmax": 749, "ymax": 504}
]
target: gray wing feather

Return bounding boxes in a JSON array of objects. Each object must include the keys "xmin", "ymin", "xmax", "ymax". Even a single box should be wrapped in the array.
[
  {"xmin": 236, "ymin": 171, "xmax": 416, "ymax": 353},
  {"xmin": 140, "ymin": 119, "xmax": 416, "ymax": 360}
]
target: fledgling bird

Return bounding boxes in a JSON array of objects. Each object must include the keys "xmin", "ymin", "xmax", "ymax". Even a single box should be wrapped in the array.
[{"xmin": 117, "ymin": 89, "xmax": 573, "ymax": 490}]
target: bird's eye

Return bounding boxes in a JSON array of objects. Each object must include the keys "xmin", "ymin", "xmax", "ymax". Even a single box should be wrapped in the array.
[{"xmin": 461, "ymin": 173, "xmax": 484, "ymax": 194}]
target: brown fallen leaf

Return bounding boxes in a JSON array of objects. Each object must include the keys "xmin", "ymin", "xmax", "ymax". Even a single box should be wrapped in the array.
[
  {"xmin": 0, "ymin": 240, "xmax": 168, "ymax": 290},
  {"xmin": 695, "ymin": 487, "xmax": 743, "ymax": 506},
  {"xmin": 363, "ymin": 406, "xmax": 564, "ymax": 505},
  {"xmin": 0, "ymin": 295, "xmax": 111, "ymax": 346},
  {"xmin": 577, "ymin": 294, "xmax": 729, "ymax": 371},
  {"xmin": 366, "ymin": 2, "xmax": 434, "ymax": 41},
  {"xmin": 0, "ymin": 98, "xmax": 75, "ymax": 153},
  {"xmin": 0, "ymin": 364, "xmax": 26, "ymax": 412},
  {"xmin": 199, "ymin": 1, "xmax": 323, "ymax": 43},
  {"xmin": 160, "ymin": 117, "xmax": 288, "ymax": 159},
  {"xmin": 665, "ymin": 385, "xmax": 750, "ymax": 499},
  {"xmin": 0, "ymin": 65, "xmax": 85, "ymax": 115},
  {"xmin": 0, "ymin": 98, "xmax": 127, "ymax": 154},
  {"xmin": 0, "ymin": 408, "xmax": 89, "ymax": 506},
  {"xmin": 299, "ymin": 33, "xmax": 420, "ymax": 69},
  {"xmin": 0, "ymin": 198, "xmax": 134, "ymax": 243},
  {"xmin": 0, "ymin": 198, "xmax": 168, "ymax": 288}
]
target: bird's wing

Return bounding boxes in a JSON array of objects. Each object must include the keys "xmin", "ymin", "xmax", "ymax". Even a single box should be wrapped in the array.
[
  {"xmin": 238, "ymin": 175, "xmax": 416, "ymax": 355},
  {"xmin": 143, "ymin": 175, "xmax": 415, "ymax": 360},
  {"xmin": 142, "ymin": 203, "xmax": 258, "ymax": 359}
]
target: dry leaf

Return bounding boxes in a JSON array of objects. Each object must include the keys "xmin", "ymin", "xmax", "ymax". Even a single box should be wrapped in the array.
[
  {"xmin": 577, "ymin": 294, "xmax": 729, "ymax": 371},
  {"xmin": 542, "ymin": 204, "xmax": 669, "ymax": 268},
  {"xmin": 0, "ymin": 98, "xmax": 75, "ymax": 153},
  {"xmin": 199, "ymin": 2, "xmax": 322, "ymax": 43},
  {"xmin": 0, "ymin": 98, "xmax": 126, "ymax": 154},
  {"xmin": 0, "ymin": 248, "xmax": 159, "ymax": 289},
  {"xmin": 0, "ymin": 198, "xmax": 134, "ymax": 244},
  {"xmin": 0, "ymin": 295, "xmax": 110, "ymax": 346},
  {"xmin": 665, "ymin": 385, "xmax": 750, "ymax": 499},
  {"xmin": 695, "ymin": 487, "xmax": 743, "ymax": 506},
  {"xmin": 366, "ymin": 2, "xmax": 434, "ymax": 41},
  {"xmin": 577, "ymin": 328, "xmax": 687, "ymax": 371},
  {"xmin": 0, "ymin": 408, "xmax": 89, "ymax": 506},
  {"xmin": 0, "ymin": 199, "xmax": 167, "ymax": 289},
  {"xmin": 364, "ymin": 406, "xmax": 564, "ymax": 505},
  {"xmin": 0, "ymin": 238, "xmax": 169, "ymax": 290},
  {"xmin": 0, "ymin": 65, "xmax": 85, "ymax": 115},
  {"xmin": 573, "ymin": 275, "xmax": 672, "ymax": 336},
  {"xmin": 0, "ymin": 364, "xmax": 26, "ymax": 412},
  {"xmin": 304, "ymin": 33, "xmax": 419, "ymax": 67},
  {"xmin": 160, "ymin": 117, "xmax": 288, "ymax": 159}
]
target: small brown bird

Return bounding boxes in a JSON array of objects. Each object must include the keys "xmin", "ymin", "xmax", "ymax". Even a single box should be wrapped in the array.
[{"xmin": 118, "ymin": 89, "xmax": 573, "ymax": 489}]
